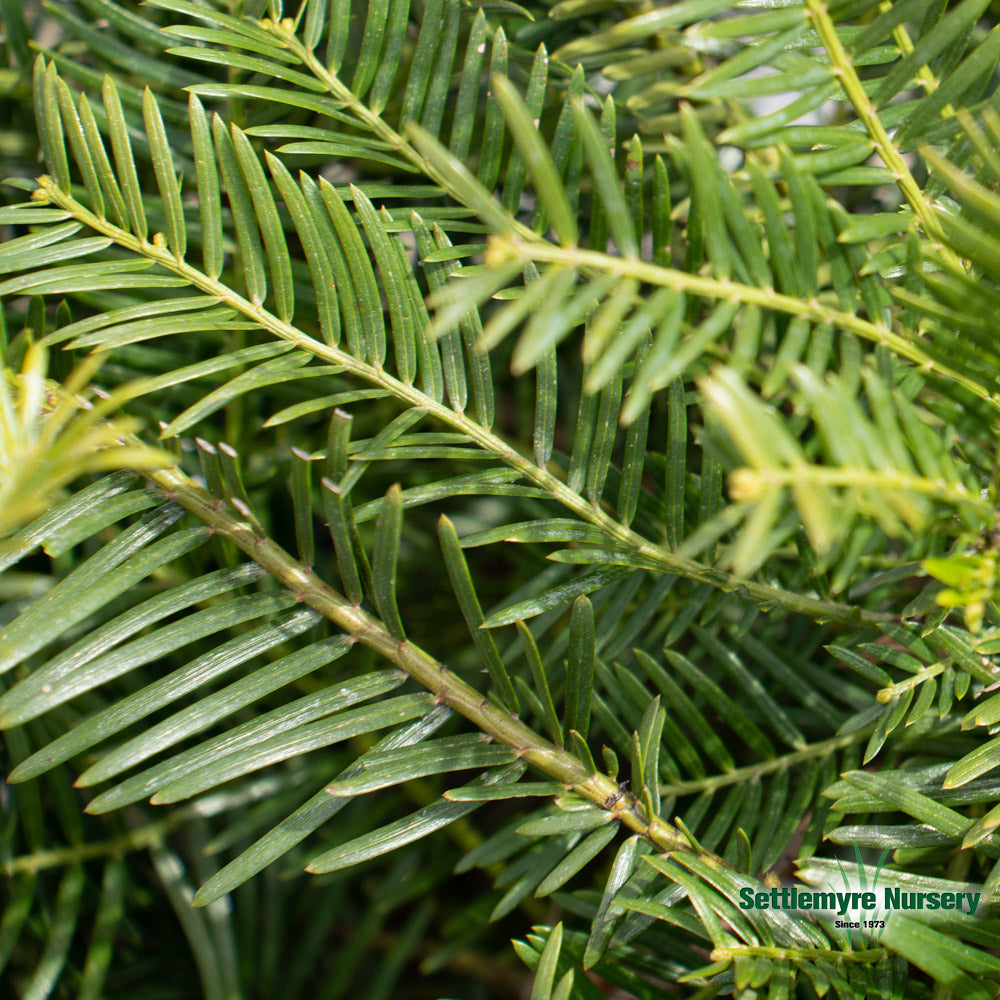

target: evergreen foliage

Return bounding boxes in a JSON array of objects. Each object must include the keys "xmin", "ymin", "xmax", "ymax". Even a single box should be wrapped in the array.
[{"xmin": 3, "ymin": 0, "xmax": 1000, "ymax": 995}]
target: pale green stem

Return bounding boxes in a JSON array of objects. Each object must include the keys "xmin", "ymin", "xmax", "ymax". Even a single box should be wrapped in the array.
[
  {"xmin": 801, "ymin": 0, "xmax": 961, "ymax": 269},
  {"xmin": 731, "ymin": 466, "xmax": 991, "ymax": 518},
  {"xmin": 877, "ymin": 663, "xmax": 945, "ymax": 702},
  {"xmin": 660, "ymin": 732, "xmax": 866, "ymax": 797},
  {"xmin": 711, "ymin": 944, "xmax": 887, "ymax": 964},
  {"xmin": 494, "ymin": 236, "xmax": 995, "ymax": 408},
  {"xmin": 5, "ymin": 816, "xmax": 179, "ymax": 875},
  {"xmin": 878, "ymin": 1, "xmax": 945, "ymax": 103},
  {"xmin": 275, "ymin": 25, "xmax": 541, "ymax": 243},
  {"xmin": 36, "ymin": 177, "xmax": 895, "ymax": 626}
]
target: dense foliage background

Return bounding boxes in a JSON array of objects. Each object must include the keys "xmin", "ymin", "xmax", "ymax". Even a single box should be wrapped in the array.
[{"xmin": 4, "ymin": 0, "xmax": 1000, "ymax": 997}]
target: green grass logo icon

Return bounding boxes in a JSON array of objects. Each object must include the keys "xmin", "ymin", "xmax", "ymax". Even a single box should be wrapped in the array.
[{"xmin": 835, "ymin": 841, "xmax": 891, "ymax": 948}]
